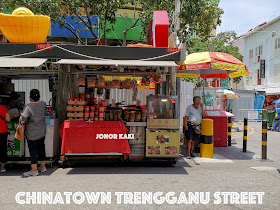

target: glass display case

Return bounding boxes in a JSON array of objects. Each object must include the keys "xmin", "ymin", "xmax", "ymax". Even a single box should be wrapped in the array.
[{"xmin": 146, "ymin": 95, "xmax": 179, "ymax": 119}]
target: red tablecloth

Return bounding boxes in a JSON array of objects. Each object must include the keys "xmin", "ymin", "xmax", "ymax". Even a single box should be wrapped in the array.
[{"xmin": 59, "ymin": 121, "xmax": 131, "ymax": 156}]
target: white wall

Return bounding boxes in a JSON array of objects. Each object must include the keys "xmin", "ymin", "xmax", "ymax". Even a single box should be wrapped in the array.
[{"xmin": 12, "ymin": 79, "xmax": 52, "ymax": 105}]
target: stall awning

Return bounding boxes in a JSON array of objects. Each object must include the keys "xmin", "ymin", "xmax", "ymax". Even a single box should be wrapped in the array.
[
  {"xmin": 56, "ymin": 59, "xmax": 178, "ymax": 67},
  {"xmin": 0, "ymin": 58, "xmax": 47, "ymax": 68}
]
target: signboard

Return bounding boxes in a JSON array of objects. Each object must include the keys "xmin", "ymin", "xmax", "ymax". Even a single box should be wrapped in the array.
[
  {"xmin": 146, "ymin": 129, "xmax": 180, "ymax": 157},
  {"xmin": 167, "ymin": 48, "xmax": 181, "ymax": 53},
  {"xmin": 222, "ymin": 85, "xmax": 229, "ymax": 89},
  {"xmin": 260, "ymin": 60, "xmax": 265, "ymax": 78},
  {"xmin": 221, "ymin": 78, "xmax": 229, "ymax": 85},
  {"xmin": 248, "ymin": 111, "xmax": 259, "ymax": 119},
  {"xmin": 147, "ymin": 119, "xmax": 179, "ymax": 129},
  {"xmin": 36, "ymin": 44, "xmax": 52, "ymax": 49}
]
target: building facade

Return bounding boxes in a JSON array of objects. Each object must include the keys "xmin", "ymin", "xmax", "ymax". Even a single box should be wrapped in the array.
[{"xmin": 243, "ymin": 17, "xmax": 280, "ymax": 93}]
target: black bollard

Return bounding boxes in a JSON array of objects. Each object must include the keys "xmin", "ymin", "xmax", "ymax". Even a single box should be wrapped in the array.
[
  {"xmin": 228, "ymin": 117, "xmax": 232, "ymax": 146},
  {"xmin": 262, "ymin": 120, "xmax": 267, "ymax": 159},
  {"xmin": 243, "ymin": 118, "xmax": 248, "ymax": 152}
]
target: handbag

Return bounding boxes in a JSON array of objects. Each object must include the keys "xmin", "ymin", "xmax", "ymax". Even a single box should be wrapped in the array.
[
  {"xmin": 193, "ymin": 124, "xmax": 201, "ymax": 135},
  {"xmin": 15, "ymin": 123, "xmax": 25, "ymax": 140}
]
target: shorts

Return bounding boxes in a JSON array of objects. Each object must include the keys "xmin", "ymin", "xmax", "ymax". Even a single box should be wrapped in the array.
[{"xmin": 184, "ymin": 124, "xmax": 200, "ymax": 143}]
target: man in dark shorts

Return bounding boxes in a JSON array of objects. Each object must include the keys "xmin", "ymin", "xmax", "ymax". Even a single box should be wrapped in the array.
[{"xmin": 184, "ymin": 96, "xmax": 206, "ymax": 159}]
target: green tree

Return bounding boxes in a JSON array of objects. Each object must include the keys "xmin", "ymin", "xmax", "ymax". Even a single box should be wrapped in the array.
[{"xmin": 188, "ymin": 31, "xmax": 244, "ymax": 88}]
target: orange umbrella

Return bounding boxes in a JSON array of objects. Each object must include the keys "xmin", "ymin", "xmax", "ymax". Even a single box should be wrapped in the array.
[{"xmin": 177, "ymin": 52, "xmax": 250, "ymax": 78}]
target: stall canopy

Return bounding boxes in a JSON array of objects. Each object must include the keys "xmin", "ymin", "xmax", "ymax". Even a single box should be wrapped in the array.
[
  {"xmin": 0, "ymin": 57, "xmax": 47, "ymax": 68},
  {"xmin": 56, "ymin": 59, "xmax": 178, "ymax": 67}
]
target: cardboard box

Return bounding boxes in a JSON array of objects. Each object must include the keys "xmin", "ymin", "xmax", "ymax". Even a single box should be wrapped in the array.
[
  {"xmin": 74, "ymin": 112, "xmax": 84, "ymax": 118},
  {"xmin": 74, "ymin": 106, "xmax": 84, "ymax": 112},
  {"xmin": 76, "ymin": 101, "xmax": 87, "ymax": 106},
  {"xmin": 67, "ymin": 112, "xmax": 74, "ymax": 118},
  {"xmin": 67, "ymin": 106, "xmax": 74, "ymax": 112},
  {"xmin": 68, "ymin": 101, "xmax": 75, "ymax": 105}
]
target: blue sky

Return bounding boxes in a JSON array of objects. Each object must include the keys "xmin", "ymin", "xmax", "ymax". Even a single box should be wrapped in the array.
[{"xmin": 216, "ymin": 0, "xmax": 280, "ymax": 36}]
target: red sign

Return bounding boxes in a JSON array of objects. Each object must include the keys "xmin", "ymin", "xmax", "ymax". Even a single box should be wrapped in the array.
[
  {"xmin": 167, "ymin": 48, "xmax": 180, "ymax": 53},
  {"xmin": 171, "ymin": 100, "xmax": 176, "ymax": 103},
  {"xmin": 149, "ymin": 115, "xmax": 154, "ymax": 119},
  {"xmin": 36, "ymin": 44, "xmax": 52, "ymax": 50}
]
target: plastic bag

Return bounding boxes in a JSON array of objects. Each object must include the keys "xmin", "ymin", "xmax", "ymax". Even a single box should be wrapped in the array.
[{"xmin": 15, "ymin": 124, "xmax": 25, "ymax": 140}]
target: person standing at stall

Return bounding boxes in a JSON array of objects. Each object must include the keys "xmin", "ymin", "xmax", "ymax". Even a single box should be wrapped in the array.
[
  {"xmin": 184, "ymin": 96, "xmax": 206, "ymax": 159},
  {"xmin": 0, "ymin": 104, "xmax": 11, "ymax": 173},
  {"xmin": 21, "ymin": 89, "xmax": 47, "ymax": 177}
]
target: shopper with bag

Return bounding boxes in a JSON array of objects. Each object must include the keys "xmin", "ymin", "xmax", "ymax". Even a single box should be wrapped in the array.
[
  {"xmin": 20, "ymin": 89, "xmax": 46, "ymax": 177},
  {"xmin": 184, "ymin": 96, "xmax": 206, "ymax": 159},
  {"xmin": 0, "ymin": 104, "xmax": 11, "ymax": 173}
]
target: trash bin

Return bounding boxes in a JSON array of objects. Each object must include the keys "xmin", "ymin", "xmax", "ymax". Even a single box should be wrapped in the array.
[
  {"xmin": 262, "ymin": 110, "xmax": 268, "ymax": 121},
  {"xmin": 205, "ymin": 110, "xmax": 229, "ymax": 147},
  {"xmin": 268, "ymin": 111, "xmax": 275, "ymax": 128}
]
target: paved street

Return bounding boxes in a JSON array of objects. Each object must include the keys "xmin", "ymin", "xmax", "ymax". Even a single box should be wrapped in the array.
[{"xmin": 0, "ymin": 122, "xmax": 279, "ymax": 210}]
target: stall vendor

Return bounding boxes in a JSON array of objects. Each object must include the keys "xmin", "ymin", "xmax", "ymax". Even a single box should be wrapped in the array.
[{"xmin": 184, "ymin": 96, "xmax": 207, "ymax": 159}]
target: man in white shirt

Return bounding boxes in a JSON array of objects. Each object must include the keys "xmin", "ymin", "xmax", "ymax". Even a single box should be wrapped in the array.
[{"xmin": 184, "ymin": 96, "xmax": 206, "ymax": 158}]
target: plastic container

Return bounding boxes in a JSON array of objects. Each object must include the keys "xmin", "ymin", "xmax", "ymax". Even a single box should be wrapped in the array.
[
  {"xmin": 90, "ymin": 111, "xmax": 95, "ymax": 118},
  {"xmin": 84, "ymin": 117, "xmax": 89, "ymax": 121},
  {"xmin": 99, "ymin": 111, "xmax": 104, "ymax": 118},
  {"xmin": 101, "ymin": 100, "xmax": 107, "ymax": 106},
  {"xmin": 96, "ymin": 104, "xmax": 100, "ymax": 110},
  {"xmin": 94, "ymin": 116, "xmax": 98, "ymax": 121},
  {"xmin": 80, "ymin": 93, "xmax": 85, "ymax": 99},
  {"xmin": 94, "ymin": 110, "xmax": 99, "ymax": 116},
  {"xmin": 90, "ymin": 117, "xmax": 94, "ymax": 121},
  {"xmin": 85, "ymin": 93, "xmax": 90, "ymax": 99},
  {"xmin": 85, "ymin": 106, "xmax": 90, "ymax": 112},
  {"xmin": 91, "ymin": 106, "xmax": 95, "ymax": 111},
  {"xmin": 99, "ymin": 116, "xmax": 104, "ymax": 121},
  {"xmin": 84, "ymin": 111, "xmax": 90, "ymax": 118},
  {"xmin": 99, "ymin": 106, "xmax": 106, "ymax": 112}
]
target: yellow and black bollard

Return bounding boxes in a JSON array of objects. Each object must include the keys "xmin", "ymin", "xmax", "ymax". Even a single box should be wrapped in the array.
[
  {"xmin": 228, "ymin": 117, "xmax": 232, "ymax": 146},
  {"xmin": 183, "ymin": 116, "xmax": 187, "ymax": 145},
  {"xmin": 200, "ymin": 119, "xmax": 214, "ymax": 158},
  {"xmin": 243, "ymin": 118, "xmax": 248, "ymax": 152},
  {"xmin": 262, "ymin": 120, "xmax": 267, "ymax": 159}
]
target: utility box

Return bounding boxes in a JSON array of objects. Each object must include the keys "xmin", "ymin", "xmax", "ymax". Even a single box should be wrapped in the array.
[{"xmin": 205, "ymin": 110, "xmax": 229, "ymax": 147}]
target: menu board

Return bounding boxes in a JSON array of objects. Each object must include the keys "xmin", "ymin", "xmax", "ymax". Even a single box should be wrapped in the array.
[{"xmin": 146, "ymin": 129, "xmax": 180, "ymax": 157}]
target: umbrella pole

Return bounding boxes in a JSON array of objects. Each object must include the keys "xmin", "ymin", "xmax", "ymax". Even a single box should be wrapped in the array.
[{"xmin": 203, "ymin": 69, "xmax": 206, "ymax": 105}]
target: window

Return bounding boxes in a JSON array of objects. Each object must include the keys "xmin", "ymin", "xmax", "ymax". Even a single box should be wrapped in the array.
[
  {"xmin": 259, "ymin": 45, "xmax": 263, "ymax": 56},
  {"xmin": 275, "ymin": 38, "xmax": 280, "ymax": 49},
  {"xmin": 249, "ymin": 49, "xmax": 253, "ymax": 59}
]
